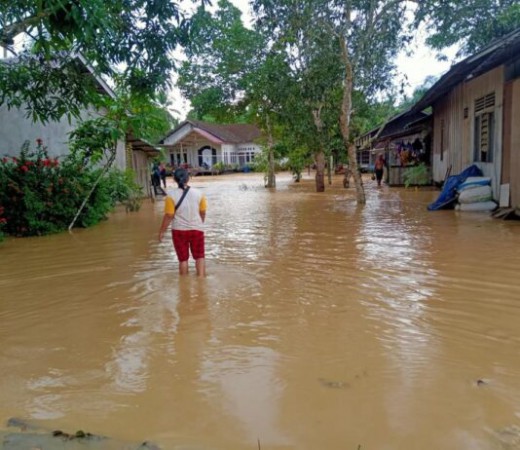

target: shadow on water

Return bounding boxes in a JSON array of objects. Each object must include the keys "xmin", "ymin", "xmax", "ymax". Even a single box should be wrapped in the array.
[{"xmin": 1, "ymin": 172, "xmax": 520, "ymax": 449}]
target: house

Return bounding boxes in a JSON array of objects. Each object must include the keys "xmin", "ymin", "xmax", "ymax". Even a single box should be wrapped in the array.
[
  {"xmin": 159, "ymin": 120, "xmax": 263, "ymax": 173},
  {"xmin": 411, "ymin": 28, "xmax": 520, "ymax": 211},
  {"xmin": 355, "ymin": 109, "xmax": 433, "ymax": 185},
  {"xmin": 0, "ymin": 54, "xmax": 160, "ymax": 197},
  {"xmin": 355, "ymin": 127, "xmax": 379, "ymax": 171}
]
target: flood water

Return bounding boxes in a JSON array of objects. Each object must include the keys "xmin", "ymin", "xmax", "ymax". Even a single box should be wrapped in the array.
[{"xmin": 1, "ymin": 172, "xmax": 520, "ymax": 450}]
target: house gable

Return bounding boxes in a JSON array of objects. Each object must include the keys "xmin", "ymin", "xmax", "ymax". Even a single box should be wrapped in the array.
[{"xmin": 159, "ymin": 120, "xmax": 264, "ymax": 170}]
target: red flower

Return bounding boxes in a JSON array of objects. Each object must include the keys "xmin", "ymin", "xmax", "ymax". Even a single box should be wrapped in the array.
[
  {"xmin": 20, "ymin": 165, "xmax": 29, "ymax": 173},
  {"xmin": 0, "ymin": 218, "xmax": 6, "ymax": 225},
  {"xmin": 43, "ymin": 159, "xmax": 51, "ymax": 167},
  {"xmin": 2, "ymin": 157, "xmax": 8, "ymax": 163}
]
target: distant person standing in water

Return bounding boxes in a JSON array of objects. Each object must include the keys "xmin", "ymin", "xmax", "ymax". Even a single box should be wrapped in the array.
[
  {"xmin": 158, "ymin": 168, "xmax": 207, "ymax": 277},
  {"xmin": 374, "ymin": 154, "xmax": 386, "ymax": 187},
  {"xmin": 159, "ymin": 162, "xmax": 167, "ymax": 189}
]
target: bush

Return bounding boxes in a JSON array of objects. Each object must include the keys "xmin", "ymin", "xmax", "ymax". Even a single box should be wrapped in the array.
[
  {"xmin": 0, "ymin": 140, "xmax": 141, "ymax": 238},
  {"xmin": 403, "ymin": 163, "xmax": 430, "ymax": 188},
  {"xmin": 105, "ymin": 168, "xmax": 143, "ymax": 211}
]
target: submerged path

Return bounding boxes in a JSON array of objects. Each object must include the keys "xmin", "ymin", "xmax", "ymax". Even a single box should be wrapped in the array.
[{"xmin": 1, "ymin": 172, "xmax": 520, "ymax": 450}]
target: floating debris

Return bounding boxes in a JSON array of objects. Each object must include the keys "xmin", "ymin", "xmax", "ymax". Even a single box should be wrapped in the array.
[{"xmin": 318, "ymin": 378, "xmax": 350, "ymax": 389}]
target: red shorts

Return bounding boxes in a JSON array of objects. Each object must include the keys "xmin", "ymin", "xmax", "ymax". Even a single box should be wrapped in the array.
[{"xmin": 171, "ymin": 230, "xmax": 205, "ymax": 262}]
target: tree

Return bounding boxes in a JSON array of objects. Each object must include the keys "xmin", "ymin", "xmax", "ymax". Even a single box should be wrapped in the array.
[
  {"xmin": 178, "ymin": 0, "xmax": 263, "ymax": 122},
  {"xmin": 178, "ymin": 0, "xmax": 291, "ymax": 188},
  {"xmin": 416, "ymin": 1, "xmax": 520, "ymax": 57},
  {"xmin": 0, "ymin": 0, "xmax": 205, "ymax": 122},
  {"xmin": 252, "ymin": 0, "xmax": 415, "ymax": 201}
]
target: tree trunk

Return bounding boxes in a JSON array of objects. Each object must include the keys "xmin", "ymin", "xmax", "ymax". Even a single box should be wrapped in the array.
[
  {"xmin": 68, "ymin": 149, "xmax": 116, "ymax": 231},
  {"xmin": 312, "ymin": 105, "xmax": 326, "ymax": 192},
  {"xmin": 315, "ymin": 150, "xmax": 326, "ymax": 192},
  {"xmin": 265, "ymin": 115, "xmax": 276, "ymax": 188},
  {"xmin": 339, "ymin": 35, "xmax": 366, "ymax": 204}
]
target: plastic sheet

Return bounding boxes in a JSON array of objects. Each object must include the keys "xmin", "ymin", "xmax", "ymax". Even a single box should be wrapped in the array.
[{"xmin": 428, "ymin": 165, "xmax": 483, "ymax": 211}]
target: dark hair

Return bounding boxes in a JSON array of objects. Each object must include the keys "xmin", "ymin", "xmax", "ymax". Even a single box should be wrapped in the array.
[{"xmin": 173, "ymin": 168, "xmax": 189, "ymax": 189}]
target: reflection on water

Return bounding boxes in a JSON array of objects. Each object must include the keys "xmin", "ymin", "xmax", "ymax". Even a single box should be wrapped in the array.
[{"xmin": 1, "ymin": 172, "xmax": 520, "ymax": 449}]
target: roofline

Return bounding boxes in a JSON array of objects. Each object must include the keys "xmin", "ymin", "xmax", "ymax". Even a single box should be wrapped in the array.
[
  {"xmin": 159, "ymin": 120, "xmax": 191, "ymax": 144},
  {"xmin": 355, "ymin": 108, "xmax": 430, "ymax": 144},
  {"xmin": 76, "ymin": 53, "xmax": 116, "ymax": 100},
  {"xmin": 159, "ymin": 120, "xmax": 260, "ymax": 144},
  {"xmin": 412, "ymin": 27, "xmax": 520, "ymax": 112}
]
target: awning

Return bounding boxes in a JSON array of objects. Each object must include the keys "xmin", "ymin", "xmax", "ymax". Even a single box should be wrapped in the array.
[{"xmin": 127, "ymin": 136, "xmax": 161, "ymax": 157}]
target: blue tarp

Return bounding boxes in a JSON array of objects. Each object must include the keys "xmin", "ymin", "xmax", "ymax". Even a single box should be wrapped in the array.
[{"xmin": 427, "ymin": 165, "xmax": 483, "ymax": 211}]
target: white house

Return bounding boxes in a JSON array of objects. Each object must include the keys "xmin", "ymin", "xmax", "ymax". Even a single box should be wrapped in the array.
[{"xmin": 159, "ymin": 120, "xmax": 263, "ymax": 171}]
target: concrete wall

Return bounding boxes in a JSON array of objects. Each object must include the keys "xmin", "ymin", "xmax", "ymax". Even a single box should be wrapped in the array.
[{"xmin": 0, "ymin": 105, "xmax": 126, "ymax": 170}]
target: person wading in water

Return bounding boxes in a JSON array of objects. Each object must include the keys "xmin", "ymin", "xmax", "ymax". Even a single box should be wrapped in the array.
[
  {"xmin": 374, "ymin": 154, "xmax": 386, "ymax": 187},
  {"xmin": 158, "ymin": 168, "xmax": 207, "ymax": 277}
]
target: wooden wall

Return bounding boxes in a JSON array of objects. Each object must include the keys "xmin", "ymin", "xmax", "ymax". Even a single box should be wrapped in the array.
[
  {"xmin": 510, "ymin": 78, "xmax": 520, "ymax": 210},
  {"xmin": 431, "ymin": 83, "xmax": 464, "ymax": 183},
  {"xmin": 431, "ymin": 66, "xmax": 505, "ymax": 199},
  {"xmin": 132, "ymin": 149, "xmax": 153, "ymax": 198}
]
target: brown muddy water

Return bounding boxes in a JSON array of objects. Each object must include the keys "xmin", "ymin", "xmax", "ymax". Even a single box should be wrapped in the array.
[{"xmin": 1, "ymin": 172, "xmax": 520, "ymax": 450}]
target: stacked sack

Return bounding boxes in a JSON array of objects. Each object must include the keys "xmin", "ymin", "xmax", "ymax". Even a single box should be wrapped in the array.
[{"xmin": 455, "ymin": 177, "xmax": 497, "ymax": 212}]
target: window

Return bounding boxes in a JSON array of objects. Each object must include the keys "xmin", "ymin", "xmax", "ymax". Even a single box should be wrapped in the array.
[{"xmin": 474, "ymin": 93, "xmax": 495, "ymax": 163}]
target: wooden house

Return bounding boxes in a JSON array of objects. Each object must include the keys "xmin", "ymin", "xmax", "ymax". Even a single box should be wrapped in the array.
[
  {"xmin": 355, "ymin": 109, "xmax": 433, "ymax": 185},
  {"xmin": 412, "ymin": 28, "xmax": 520, "ymax": 211},
  {"xmin": 159, "ymin": 120, "xmax": 263, "ymax": 173}
]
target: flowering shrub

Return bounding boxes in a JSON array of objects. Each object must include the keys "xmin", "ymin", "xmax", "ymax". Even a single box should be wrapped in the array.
[{"xmin": 0, "ymin": 140, "xmax": 140, "ymax": 238}]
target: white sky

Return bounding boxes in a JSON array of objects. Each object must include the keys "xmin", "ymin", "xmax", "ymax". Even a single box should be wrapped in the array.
[{"xmin": 170, "ymin": 0, "xmax": 459, "ymax": 120}]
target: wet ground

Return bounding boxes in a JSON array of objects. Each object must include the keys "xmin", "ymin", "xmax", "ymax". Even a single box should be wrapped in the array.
[{"xmin": 1, "ymin": 172, "xmax": 520, "ymax": 450}]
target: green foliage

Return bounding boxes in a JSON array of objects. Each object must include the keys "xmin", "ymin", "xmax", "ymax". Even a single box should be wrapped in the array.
[
  {"xmin": 0, "ymin": 140, "xmax": 141, "ymax": 238},
  {"xmin": 178, "ymin": 0, "xmax": 264, "ymax": 121},
  {"xmin": 212, "ymin": 161, "xmax": 226, "ymax": 172},
  {"xmin": 0, "ymin": 54, "xmax": 104, "ymax": 124},
  {"xmin": 105, "ymin": 169, "xmax": 143, "ymax": 211},
  {"xmin": 287, "ymin": 146, "xmax": 312, "ymax": 182},
  {"xmin": 403, "ymin": 163, "xmax": 430, "ymax": 188},
  {"xmin": 69, "ymin": 118, "xmax": 121, "ymax": 166},
  {"xmin": 1, "ymin": 0, "xmax": 189, "ymax": 90},
  {"xmin": 416, "ymin": 1, "xmax": 520, "ymax": 57},
  {"xmin": 69, "ymin": 87, "xmax": 172, "ymax": 165},
  {"xmin": 0, "ymin": 0, "xmax": 206, "ymax": 125},
  {"xmin": 249, "ymin": 151, "xmax": 268, "ymax": 173}
]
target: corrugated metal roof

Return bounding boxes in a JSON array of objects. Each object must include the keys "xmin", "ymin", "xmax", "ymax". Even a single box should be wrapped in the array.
[{"xmin": 355, "ymin": 109, "xmax": 431, "ymax": 151}]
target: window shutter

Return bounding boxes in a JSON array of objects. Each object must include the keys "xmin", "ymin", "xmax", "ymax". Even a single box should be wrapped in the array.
[
  {"xmin": 480, "ymin": 113, "xmax": 489, "ymax": 154},
  {"xmin": 475, "ymin": 93, "xmax": 495, "ymax": 113}
]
